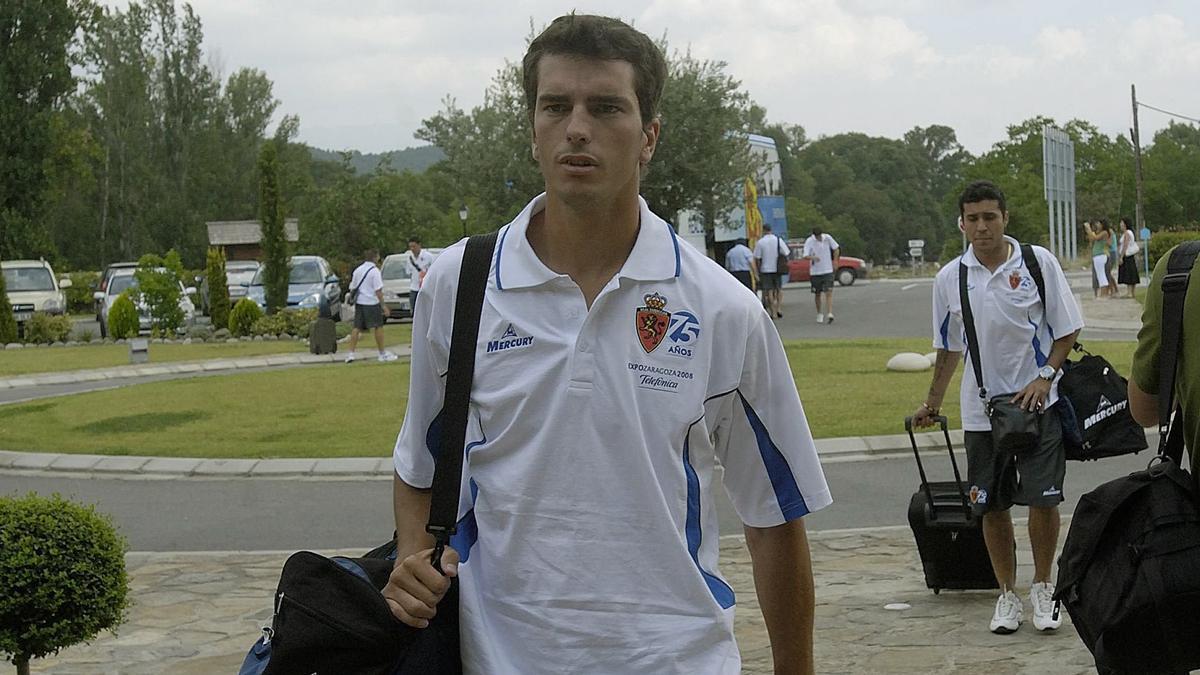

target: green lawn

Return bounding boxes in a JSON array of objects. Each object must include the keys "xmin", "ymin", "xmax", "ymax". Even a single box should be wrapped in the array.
[
  {"xmin": 0, "ymin": 323, "xmax": 414, "ymax": 377},
  {"xmin": 0, "ymin": 338, "xmax": 1139, "ymax": 458}
]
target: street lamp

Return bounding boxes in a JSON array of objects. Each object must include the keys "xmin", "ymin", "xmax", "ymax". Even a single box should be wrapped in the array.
[{"xmin": 459, "ymin": 204, "xmax": 469, "ymax": 238}]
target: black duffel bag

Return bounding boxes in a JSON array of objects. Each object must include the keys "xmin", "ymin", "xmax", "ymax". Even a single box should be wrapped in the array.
[
  {"xmin": 1055, "ymin": 457, "xmax": 1200, "ymax": 673},
  {"xmin": 1057, "ymin": 348, "xmax": 1148, "ymax": 461}
]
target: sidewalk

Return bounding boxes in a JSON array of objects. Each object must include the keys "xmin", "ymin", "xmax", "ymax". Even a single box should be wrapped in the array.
[
  {"xmin": 27, "ymin": 527, "xmax": 1097, "ymax": 675},
  {"xmin": 1073, "ymin": 292, "xmax": 1142, "ymax": 331}
]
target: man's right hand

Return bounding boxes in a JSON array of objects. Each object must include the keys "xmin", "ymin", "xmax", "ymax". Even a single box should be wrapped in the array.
[
  {"xmin": 911, "ymin": 405, "xmax": 938, "ymax": 429},
  {"xmin": 382, "ymin": 546, "xmax": 460, "ymax": 628}
]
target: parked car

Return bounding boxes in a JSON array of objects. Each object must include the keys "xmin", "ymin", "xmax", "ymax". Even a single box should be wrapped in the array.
[
  {"xmin": 379, "ymin": 248, "xmax": 443, "ymax": 319},
  {"xmin": 246, "ymin": 255, "xmax": 341, "ymax": 318},
  {"xmin": 199, "ymin": 260, "xmax": 260, "ymax": 315},
  {"xmin": 2, "ymin": 259, "xmax": 72, "ymax": 333},
  {"xmin": 787, "ymin": 243, "xmax": 871, "ymax": 286},
  {"xmin": 92, "ymin": 269, "xmax": 197, "ymax": 338},
  {"xmin": 95, "ymin": 262, "xmax": 140, "ymax": 322}
]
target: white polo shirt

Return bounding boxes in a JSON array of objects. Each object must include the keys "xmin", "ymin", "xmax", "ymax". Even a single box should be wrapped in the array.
[
  {"xmin": 406, "ymin": 249, "xmax": 436, "ymax": 292},
  {"xmin": 753, "ymin": 233, "xmax": 788, "ymax": 274},
  {"xmin": 394, "ymin": 193, "xmax": 831, "ymax": 675},
  {"xmin": 931, "ymin": 236, "xmax": 1084, "ymax": 431},
  {"xmin": 724, "ymin": 243, "xmax": 753, "ymax": 272},
  {"xmin": 803, "ymin": 234, "xmax": 840, "ymax": 276}
]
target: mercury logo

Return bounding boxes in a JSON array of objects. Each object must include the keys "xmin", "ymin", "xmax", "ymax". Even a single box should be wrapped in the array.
[
  {"xmin": 1083, "ymin": 396, "xmax": 1127, "ymax": 430},
  {"xmin": 487, "ymin": 323, "xmax": 534, "ymax": 354}
]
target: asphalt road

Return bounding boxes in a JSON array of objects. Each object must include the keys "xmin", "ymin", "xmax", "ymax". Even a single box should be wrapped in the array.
[{"xmin": 0, "ymin": 449, "xmax": 1155, "ymax": 551}]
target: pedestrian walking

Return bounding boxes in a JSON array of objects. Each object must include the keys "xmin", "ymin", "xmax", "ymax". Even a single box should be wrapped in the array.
[
  {"xmin": 344, "ymin": 249, "xmax": 398, "ymax": 363},
  {"xmin": 803, "ymin": 227, "xmax": 839, "ymax": 324}
]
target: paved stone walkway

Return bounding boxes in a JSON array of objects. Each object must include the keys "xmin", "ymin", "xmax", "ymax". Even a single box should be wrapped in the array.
[{"xmin": 28, "ymin": 526, "xmax": 1097, "ymax": 675}]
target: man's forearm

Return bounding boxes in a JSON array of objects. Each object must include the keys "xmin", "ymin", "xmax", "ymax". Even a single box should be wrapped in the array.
[
  {"xmin": 394, "ymin": 474, "xmax": 434, "ymax": 560},
  {"xmin": 1045, "ymin": 330, "xmax": 1080, "ymax": 372},
  {"xmin": 925, "ymin": 349, "xmax": 960, "ymax": 408},
  {"xmin": 744, "ymin": 518, "xmax": 815, "ymax": 675}
]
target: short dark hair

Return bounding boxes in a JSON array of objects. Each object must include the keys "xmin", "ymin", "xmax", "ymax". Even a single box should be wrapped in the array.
[
  {"xmin": 522, "ymin": 14, "xmax": 667, "ymax": 127},
  {"xmin": 763, "ymin": 223, "xmax": 773, "ymax": 232},
  {"xmin": 363, "ymin": 248, "xmax": 378, "ymax": 261},
  {"xmin": 812, "ymin": 226, "xmax": 823, "ymax": 237},
  {"xmin": 958, "ymin": 180, "xmax": 1007, "ymax": 215},
  {"xmin": 408, "ymin": 236, "xmax": 421, "ymax": 245}
]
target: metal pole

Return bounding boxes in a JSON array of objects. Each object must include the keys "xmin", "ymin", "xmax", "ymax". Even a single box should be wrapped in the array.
[{"xmin": 1132, "ymin": 84, "xmax": 1146, "ymax": 237}]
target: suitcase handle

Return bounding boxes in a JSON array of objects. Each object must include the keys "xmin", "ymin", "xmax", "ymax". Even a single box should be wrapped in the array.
[{"xmin": 905, "ymin": 415, "xmax": 972, "ymax": 521}]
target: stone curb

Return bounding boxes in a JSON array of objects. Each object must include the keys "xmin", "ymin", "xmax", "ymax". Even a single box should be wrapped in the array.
[
  {"xmin": 0, "ymin": 430, "xmax": 941, "ymax": 480},
  {"xmin": 0, "ymin": 344, "xmax": 413, "ymax": 390}
]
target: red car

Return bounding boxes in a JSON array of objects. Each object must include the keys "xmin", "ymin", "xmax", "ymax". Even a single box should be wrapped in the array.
[{"xmin": 786, "ymin": 243, "xmax": 871, "ymax": 286}]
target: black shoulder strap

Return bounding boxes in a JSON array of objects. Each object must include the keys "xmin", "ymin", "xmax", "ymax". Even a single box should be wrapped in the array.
[
  {"xmin": 1020, "ymin": 244, "xmax": 1046, "ymax": 308},
  {"xmin": 958, "ymin": 260, "xmax": 987, "ymax": 400},
  {"xmin": 351, "ymin": 262, "xmax": 372, "ymax": 296},
  {"xmin": 1158, "ymin": 241, "xmax": 1200, "ymax": 464},
  {"xmin": 427, "ymin": 231, "xmax": 499, "ymax": 570}
]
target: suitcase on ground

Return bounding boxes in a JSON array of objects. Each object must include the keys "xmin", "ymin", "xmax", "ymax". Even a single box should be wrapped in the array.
[
  {"xmin": 906, "ymin": 415, "xmax": 1000, "ymax": 594},
  {"xmin": 308, "ymin": 317, "xmax": 337, "ymax": 355}
]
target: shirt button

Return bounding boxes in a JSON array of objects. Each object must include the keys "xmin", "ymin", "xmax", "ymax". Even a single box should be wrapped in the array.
[{"xmin": 578, "ymin": 341, "xmax": 589, "ymax": 352}]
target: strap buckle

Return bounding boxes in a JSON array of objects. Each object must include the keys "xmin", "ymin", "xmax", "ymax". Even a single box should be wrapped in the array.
[
  {"xmin": 426, "ymin": 525, "xmax": 455, "ymax": 574},
  {"xmin": 1162, "ymin": 271, "xmax": 1191, "ymax": 294}
]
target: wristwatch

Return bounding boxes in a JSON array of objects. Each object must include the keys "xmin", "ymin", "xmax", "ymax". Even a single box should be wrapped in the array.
[{"xmin": 1038, "ymin": 365, "xmax": 1057, "ymax": 381}]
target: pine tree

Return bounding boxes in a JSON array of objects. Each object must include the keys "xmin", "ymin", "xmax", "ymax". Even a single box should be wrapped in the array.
[
  {"xmin": 0, "ymin": 269, "xmax": 18, "ymax": 343},
  {"xmin": 205, "ymin": 247, "xmax": 230, "ymax": 329},
  {"xmin": 258, "ymin": 140, "xmax": 288, "ymax": 314}
]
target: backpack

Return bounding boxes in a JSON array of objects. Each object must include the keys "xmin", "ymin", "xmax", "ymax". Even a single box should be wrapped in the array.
[
  {"xmin": 1054, "ymin": 241, "xmax": 1200, "ymax": 673},
  {"xmin": 1020, "ymin": 244, "xmax": 1147, "ymax": 460}
]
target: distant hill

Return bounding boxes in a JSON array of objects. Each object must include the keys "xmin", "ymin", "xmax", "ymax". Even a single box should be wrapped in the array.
[{"xmin": 307, "ymin": 145, "xmax": 445, "ymax": 175}]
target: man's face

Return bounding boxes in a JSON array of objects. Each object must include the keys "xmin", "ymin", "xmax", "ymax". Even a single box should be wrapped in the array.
[
  {"xmin": 961, "ymin": 200, "xmax": 1008, "ymax": 257},
  {"xmin": 531, "ymin": 55, "xmax": 659, "ymax": 207},
  {"xmin": 407, "ymin": 242, "xmax": 420, "ymax": 254}
]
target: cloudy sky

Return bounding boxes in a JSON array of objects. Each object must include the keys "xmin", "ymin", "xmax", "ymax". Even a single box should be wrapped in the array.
[{"xmin": 183, "ymin": 0, "xmax": 1200, "ymax": 154}]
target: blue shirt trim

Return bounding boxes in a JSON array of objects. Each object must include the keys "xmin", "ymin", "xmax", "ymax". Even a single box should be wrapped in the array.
[
  {"xmin": 449, "ymin": 437, "xmax": 486, "ymax": 563},
  {"xmin": 494, "ymin": 226, "xmax": 510, "ymax": 291},
  {"xmin": 666, "ymin": 221, "xmax": 681, "ymax": 278},
  {"xmin": 682, "ymin": 436, "xmax": 735, "ymax": 609},
  {"xmin": 738, "ymin": 393, "xmax": 810, "ymax": 520},
  {"xmin": 939, "ymin": 312, "xmax": 951, "ymax": 350}
]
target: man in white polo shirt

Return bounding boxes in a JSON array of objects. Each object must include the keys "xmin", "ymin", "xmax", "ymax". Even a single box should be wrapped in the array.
[
  {"xmin": 912, "ymin": 180, "xmax": 1082, "ymax": 636},
  {"xmin": 724, "ymin": 237, "xmax": 756, "ymax": 290},
  {"xmin": 382, "ymin": 14, "xmax": 831, "ymax": 675},
  {"xmin": 802, "ymin": 227, "xmax": 839, "ymax": 324},
  {"xmin": 753, "ymin": 223, "xmax": 789, "ymax": 319}
]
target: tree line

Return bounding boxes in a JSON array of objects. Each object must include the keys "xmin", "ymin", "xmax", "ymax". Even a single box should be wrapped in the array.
[{"xmin": 4, "ymin": 1, "xmax": 1199, "ymax": 280}]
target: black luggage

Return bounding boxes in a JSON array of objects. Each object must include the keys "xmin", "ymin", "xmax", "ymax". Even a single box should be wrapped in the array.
[
  {"xmin": 906, "ymin": 415, "xmax": 1000, "ymax": 593},
  {"xmin": 308, "ymin": 317, "xmax": 337, "ymax": 355}
]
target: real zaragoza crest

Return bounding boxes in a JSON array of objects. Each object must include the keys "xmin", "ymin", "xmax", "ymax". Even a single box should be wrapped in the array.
[{"xmin": 636, "ymin": 292, "xmax": 671, "ymax": 353}]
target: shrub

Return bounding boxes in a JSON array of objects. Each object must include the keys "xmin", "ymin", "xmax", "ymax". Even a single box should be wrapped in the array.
[
  {"xmin": 134, "ymin": 254, "xmax": 184, "ymax": 335},
  {"xmin": 186, "ymin": 324, "xmax": 213, "ymax": 341},
  {"xmin": 205, "ymin": 248, "xmax": 231, "ymax": 330},
  {"xmin": 250, "ymin": 312, "xmax": 288, "ymax": 337},
  {"xmin": 229, "ymin": 298, "xmax": 263, "ymax": 337},
  {"xmin": 1147, "ymin": 229, "xmax": 1200, "ymax": 271},
  {"xmin": 77, "ymin": 329, "xmax": 95, "ymax": 343},
  {"xmin": 284, "ymin": 308, "xmax": 317, "ymax": 337},
  {"xmin": 0, "ymin": 493, "xmax": 129, "ymax": 673},
  {"xmin": 0, "ymin": 269, "xmax": 16, "ymax": 344},
  {"xmin": 107, "ymin": 292, "xmax": 140, "ymax": 340},
  {"xmin": 22, "ymin": 313, "xmax": 72, "ymax": 344},
  {"xmin": 65, "ymin": 271, "xmax": 100, "ymax": 314}
]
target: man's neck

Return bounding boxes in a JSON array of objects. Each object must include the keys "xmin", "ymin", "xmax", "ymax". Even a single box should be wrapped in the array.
[
  {"xmin": 527, "ymin": 192, "xmax": 641, "ymax": 306},
  {"xmin": 974, "ymin": 240, "xmax": 1012, "ymax": 272}
]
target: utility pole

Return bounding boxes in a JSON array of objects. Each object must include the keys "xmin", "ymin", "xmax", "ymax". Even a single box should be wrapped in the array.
[{"xmin": 1131, "ymin": 84, "xmax": 1146, "ymax": 234}]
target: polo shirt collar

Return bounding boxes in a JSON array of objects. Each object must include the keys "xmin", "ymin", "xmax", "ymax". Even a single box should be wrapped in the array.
[
  {"xmin": 494, "ymin": 193, "xmax": 682, "ymax": 291},
  {"xmin": 962, "ymin": 235, "xmax": 1020, "ymax": 271}
]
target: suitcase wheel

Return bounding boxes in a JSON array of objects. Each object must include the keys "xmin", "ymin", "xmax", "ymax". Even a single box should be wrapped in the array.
[{"xmin": 933, "ymin": 588, "xmax": 940, "ymax": 595}]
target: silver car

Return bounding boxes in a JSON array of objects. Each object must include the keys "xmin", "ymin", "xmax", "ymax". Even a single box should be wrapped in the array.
[
  {"xmin": 246, "ymin": 255, "xmax": 341, "ymax": 318},
  {"xmin": 2, "ymin": 259, "xmax": 72, "ymax": 330},
  {"xmin": 379, "ymin": 249, "xmax": 443, "ymax": 320},
  {"xmin": 200, "ymin": 260, "xmax": 260, "ymax": 314},
  {"xmin": 93, "ymin": 269, "xmax": 196, "ymax": 338}
]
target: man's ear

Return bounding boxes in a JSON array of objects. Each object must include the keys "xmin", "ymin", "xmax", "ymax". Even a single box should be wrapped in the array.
[{"xmin": 640, "ymin": 117, "xmax": 661, "ymax": 165}]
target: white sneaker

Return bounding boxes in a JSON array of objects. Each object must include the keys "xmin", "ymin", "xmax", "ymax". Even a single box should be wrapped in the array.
[
  {"xmin": 826, "ymin": 313, "xmax": 835, "ymax": 324},
  {"xmin": 989, "ymin": 590, "xmax": 1023, "ymax": 634},
  {"xmin": 1030, "ymin": 582, "xmax": 1062, "ymax": 631},
  {"xmin": 344, "ymin": 352, "xmax": 356, "ymax": 363},
  {"xmin": 816, "ymin": 313, "xmax": 825, "ymax": 323},
  {"xmin": 377, "ymin": 351, "xmax": 399, "ymax": 363}
]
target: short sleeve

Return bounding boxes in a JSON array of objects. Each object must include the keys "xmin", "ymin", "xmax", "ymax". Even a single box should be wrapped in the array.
[
  {"xmin": 1036, "ymin": 247, "xmax": 1084, "ymax": 339},
  {"xmin": 932, "ymin": 270, "xmax": 964, "ymax": 352},
  {"xmin": 366, "ymin": 267, "xmax": 383, "ymax": 294},
  {"xmin": 1132, "ymin": 253, "xmax": 1169, "ymax": 396},
  {"xmin": 392, "ymin": 248, "xmax": 460, "ymax": 486},
  {"xmin": 713, "ymin": 307, "xmax": 832, "ymax": 528},
  {"xmin": 828, "ymin": 235, "xmax": 840, "ymax": 251},
  {"xmin": 802, "ymin": 238, "xmax": 814, "ymax": 257}
]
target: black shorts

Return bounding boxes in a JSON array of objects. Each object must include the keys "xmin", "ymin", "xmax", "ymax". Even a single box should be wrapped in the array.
[
  {"xmin": 810, "ymin": 273, "xmax": 834, "ymax": 294},
  {"xmin": 758, "ymin": 272, "xmax": 782, "ymax": 291},
  {"xmin": 963, "ymin": 404, "xmax": 1066, "ymax": 515},
  {"xmin": 354, "ymin": 303, "xmax": 385, "ymax": 330}
]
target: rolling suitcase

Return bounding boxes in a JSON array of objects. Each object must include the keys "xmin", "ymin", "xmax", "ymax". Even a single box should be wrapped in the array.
[
  {"xmin": 906, "ymin": 415, "xmax": 1000, "ymax": 594},
  {"xmin": 308, "ymin": 317, "xmax": 337, "ymax": 355}
]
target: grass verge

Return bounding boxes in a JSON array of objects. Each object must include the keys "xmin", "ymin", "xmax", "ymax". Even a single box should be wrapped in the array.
[
  {"xmin": 0, "ymin": 323, "xmax": 413, "ymax": 377},
  {"xmin": 0, "ymin": 338, "xmax": 1138, "ymax": 458}
]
